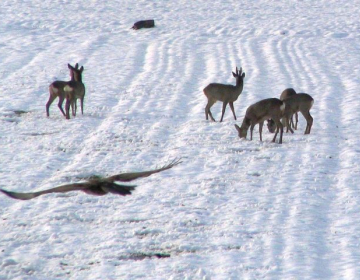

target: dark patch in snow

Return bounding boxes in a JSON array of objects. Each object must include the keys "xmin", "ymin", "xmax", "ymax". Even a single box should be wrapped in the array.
[{"xmin": 118, "ymin": 252, "xmax": 170, "ymax": 261}]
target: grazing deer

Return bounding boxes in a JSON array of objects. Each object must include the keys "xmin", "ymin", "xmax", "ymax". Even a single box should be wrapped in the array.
[
  {"xmin": 64, "ymin": 64, "xmax": 85, "ymax": 119},
  {"xmin": 204, "ymin": 67, "xmax": 245, "ymax": 122},
  {"xmin": 282, "ymin": 93, "xmax": 314, "ymax": 134},
  {"xmin": 46, "ymin": 63, "xmax": 78, "ymax": 117},
  {"xmin": 235, "ymin": 98, "xmax": 285, "ymax": 144},
  {"xmin": 0, "ymin": 159, "xmax": 182, "ymax": 200},
  {"xmin": 280, "ymin": 88, "xmax": 298, "ymax": 130}
]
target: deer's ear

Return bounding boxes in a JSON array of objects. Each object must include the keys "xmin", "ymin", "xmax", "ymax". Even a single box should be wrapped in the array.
[
  {"xmin": 75, "ymin": 63, "xmax": 79, "ymax": 69},
  {"xmin": 242, "ymin": 72, "xmax": 245, "ymax": 78},
  {"xmin": 79, "ymin": 66, "xmax": 84, "ymax": 72},
  {"xmin": 234, "ymin": 124, "xmax": 241, "ymax": 132},
  {"xmin": 232, "ymin": 72, "xmax": 237, "ymax": 77}
]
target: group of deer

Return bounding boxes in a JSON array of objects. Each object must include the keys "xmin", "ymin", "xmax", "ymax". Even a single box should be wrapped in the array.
[
  {"xmin": 204, "ymin": 67, "xmax": 314, "ymax": 144},
  {"xmin": 46, "ymin": 63, "xmax": 85, "ymax": 120}
]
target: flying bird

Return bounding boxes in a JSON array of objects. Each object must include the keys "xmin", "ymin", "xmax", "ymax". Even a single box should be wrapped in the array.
[{"xmin": 0, "ymin": 159, "xmax": 181, "ymax": 200}]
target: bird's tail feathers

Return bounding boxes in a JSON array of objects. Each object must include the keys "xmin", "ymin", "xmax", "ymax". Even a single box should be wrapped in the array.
[{"xmin": 101, "ymin": 183, "xmax": 136, "ymax": 196}]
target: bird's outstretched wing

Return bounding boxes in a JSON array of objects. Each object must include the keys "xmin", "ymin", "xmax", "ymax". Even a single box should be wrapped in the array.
[
  {"xmin": 0, "ymin": 181, "xmax": 137, "ymax": 200},
  {"xmin": 0, "ymin": 182, "xmax": 90, "ymax": 200},
  {"xmin": 0, "ymin": 158, "xmax": 181, "ymax": 200},
  {"xmin": 106, "ymin": 158, "xmax": 182, "ymax": 182}
]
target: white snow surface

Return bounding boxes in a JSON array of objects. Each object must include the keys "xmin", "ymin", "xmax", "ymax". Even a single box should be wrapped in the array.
[{"xmin": 1, "ymin": 0, "xmax": 360, "ymax": 279}]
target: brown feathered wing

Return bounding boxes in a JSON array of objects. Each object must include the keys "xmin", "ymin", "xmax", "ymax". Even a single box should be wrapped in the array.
[{"xmin": 0, "ymin": 159, "xmax": 181, "ymax": 200}]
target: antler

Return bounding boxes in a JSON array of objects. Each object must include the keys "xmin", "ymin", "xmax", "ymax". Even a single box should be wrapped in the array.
[{"xmin": 234, "ymin": 67, "xmax": 242, "ymax": 76}]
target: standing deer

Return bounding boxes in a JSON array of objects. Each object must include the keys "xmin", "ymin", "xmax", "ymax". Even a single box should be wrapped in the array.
[
  {"xmin": 234, "ymin": 98, "xmax": 285, "ymax": 144},
  {"xmin": 204, "ymin": 67, "xmax": 245, "ymax": 122},
  {"xmin": 64, "ymin": 64, "xmax": 85, "ymax": 120},
  {"xmin": 280, "ymin": 88, "xmax": 297, "ymax": 130},
  {"xmin": 282, "ymin": 93, "xmax": 314, "ymax": 134},
  {"xmin": 46, "ymin": 63, "xmax": 78, "ymax": 117}
]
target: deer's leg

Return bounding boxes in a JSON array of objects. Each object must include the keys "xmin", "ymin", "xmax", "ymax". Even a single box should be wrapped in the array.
[
  {"xmin": 290, "ymin": 114, "xmax": 295, "ymax": 129},
  {"xmin": 250, "ymin": 124, "xmax": 255, "ymax": 140},
  {"xmin": 220, "ymin": 101, "xmax": 228, "ymax": 122},
  {"xmin": 57, "ymin": 96, "xmax": 66, "ymax": 117},
  {"xmin": 259, "ymin": 121, "xmax": 263, "ymax": 141},
  {"xmin": 307, "ymin": 112, "xmax": 313, "ymax": 134},
  {"xmin": 74, "ymin": 99, "xmax": 77, "ymax": 116},
  {"xmin": 205, "ymin": 99, "xmax": 216, "ymax": 122},
  {"xmin": 46, "ymin": 95, "xmax": 56, "ymax": 117},
  {"xmin": 281, "ymin": 117, "xmax": 288, "ymax": 133},
  {"xmin": 71, "ymin": 100, "xmax": 76, "ymax": 117},
  {"xmin": 65, "ymin": 98, "xmax": 71, "ymax": 120},
  {"xmin": 278, "ymin": 121, "xmax": 283, "ymax": 144},
  {"xmin": 272, "ymin": 127, "xmax": 278, "ymax": 143},
  {"xmin": 301, "ymin": 111, "xmax": 313, "ymax": 134},
  {"xmin": 273, "ymin": 119, "xmax": 283, "ymax": 144},
  {"xmin": 70, "ymin": 100, "xmax": 76, "ymax": 116},
  {"xmin": 229, "ymin": 102, "xmax": 236, "ymax": 120},
  {"xmin": 80, "ymin": 97, "xmax": 84, "ymax": 115},
  {"xmin": 295, "ymin": 112, "xmax": 299, "ymax": 130},
  {"xmin": 286, "ymin": 116, "xmax": 294, "ymax": 134}
]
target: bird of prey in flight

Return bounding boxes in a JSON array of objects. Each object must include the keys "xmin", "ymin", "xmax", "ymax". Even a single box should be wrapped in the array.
[{"xmin": 0, "ymin": 159, "xmax": 181, "ymax": 200}]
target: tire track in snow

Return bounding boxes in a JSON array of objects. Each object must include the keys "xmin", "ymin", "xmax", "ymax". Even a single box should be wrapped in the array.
[
  {"xmin": 269, "ymin": 34, "xmax": 359, "ymax": 278},
  {"xmin": 258, "ymin": 34, "xmax": 327, "ymax": 277},
  {"xmin": 316, "ymin": 40, "xmax": 360, "ymax": 278},
  {"xmin": 0, "ymin": 36, "xmax": 150, "ymax": 196},
  {"xmin": 0, "ymin": 34, "xmax": 113, "ymax": 198},
  {"xmin": 181, "ymin": 29, "xmax": 297, "ymax": 275},
  {"xmin": 241, "ymin": 30, "xmax": 265, "ymax": 102},
  {"xmin": 48, "ymin": 41, "xmax": 152, "ymax": 177},
  {"xmin": 292, "ymin": 37, "xmax": 320, "ymax": 92},
  {"xmin": 46, "ymin": 34, "xmax": 196, "ymax": 177},
  {"xmin": 273, "ymin": 36, "xmax": 343, "ymax": 278},
  {"xmin": 2, "ymin": 1, "xmax": 360, "ymax": 279},
  {"xmin": 218, "ymin": 31, "xmax": 343, "ymax": 278},
  {"xmin": 273, "ymin": 34, "xmax": 307, "ymax": 90}
]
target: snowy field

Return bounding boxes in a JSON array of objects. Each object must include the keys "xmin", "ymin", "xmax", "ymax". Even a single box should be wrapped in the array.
[{"xmin": 1, "ymin": 0, "xmax": 360, "ymax": 279}]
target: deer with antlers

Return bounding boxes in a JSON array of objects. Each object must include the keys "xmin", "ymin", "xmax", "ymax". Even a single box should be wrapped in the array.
[{"xmin": 203, "ymin": 66, "xmax": 245, "ymax": 122}]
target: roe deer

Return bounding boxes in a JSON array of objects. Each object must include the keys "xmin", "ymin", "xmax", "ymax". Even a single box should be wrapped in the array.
[
  {"xmin": 235, "ymin": 98, "xmax": 285, "ymax": 144},
  {"xmin": 282, "ymin": 93, "xmax": 314, "ymax": 135},
  {"xmin": 204, "ymin": 67, "xmax": 245, "ymax": 122},
  {"xmin": 0, "ymin": 159, "xmax": 182, "ymax": 200},
  {"xmin": 46, "ymin": 63, "xmax": 78, "ymax": 117},
  {"xmin": 280, "ymin": 88, "xmax": 297, "ymax": 130},
  {"xmin": 64, "ymin": 64, "xmax": 85, "ymax": 120}
]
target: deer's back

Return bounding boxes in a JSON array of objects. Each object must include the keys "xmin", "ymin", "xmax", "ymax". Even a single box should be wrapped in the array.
[
  {"xmin": 246, "ymin": 98, "xmax": 284, "ymax": 123},
  {"xmin": 50, "ymin": 80, "xmax": 68, "ymax": 90},
  {"xmin": 204, "ymin": 83, "xmax": 240, "ymax": 102},
  {"xmin": 49, "ymin": 81, "xmax": 68, "ymax": 96},
  {"xmin": 280, "ymin": 88, "xmax": 297, "ymax": 100},
  {"xmin": 284, "ymin": 93, "xmax": 313, "ymax": 112},
  {"xmin": 64, "ymin": 81, "xmax": 85, "ymax": 99}
]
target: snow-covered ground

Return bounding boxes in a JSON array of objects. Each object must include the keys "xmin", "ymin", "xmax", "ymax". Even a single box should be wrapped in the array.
[{"xmin": 1, "ymin": 0, "xmax": 360, "ymax": 279}]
